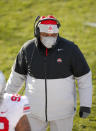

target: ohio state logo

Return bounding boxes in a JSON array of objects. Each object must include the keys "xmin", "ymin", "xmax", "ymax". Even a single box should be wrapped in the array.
[
  {"xmin": 57, "ymin": 58, "xmax": 62, "ymax": 63},
  {"xmin": 48, "ymin": 26, "xmax": 53, "ymax": 33}
]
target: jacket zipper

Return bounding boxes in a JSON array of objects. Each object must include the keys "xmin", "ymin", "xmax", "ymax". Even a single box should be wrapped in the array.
[
  {"xmin": 45, "ymin": 73, "xmax": 47, "ymax": 121},
  {"xmin": 44, "ymin": 48, "xmax": 48, "ymax": 122}
]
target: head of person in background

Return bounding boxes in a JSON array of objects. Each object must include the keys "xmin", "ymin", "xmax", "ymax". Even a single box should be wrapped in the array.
[{"xmin": 34, "ymin": 15, "xmax": 61, "ymax": 49}]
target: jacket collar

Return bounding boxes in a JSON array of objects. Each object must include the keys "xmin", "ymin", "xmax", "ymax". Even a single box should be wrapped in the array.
[{"xmin": 35, "ymin": 35, "xmax": 60, "ymax": 55}]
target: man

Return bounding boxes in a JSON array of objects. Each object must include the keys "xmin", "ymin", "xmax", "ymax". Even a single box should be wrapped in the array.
[
  {"xmin": 5, "ymin": 15, "xmax": 92, "ymax": 131},
  {"xmin": 0, "ymin": 71, "xmax": 31, "ymax": 131}
]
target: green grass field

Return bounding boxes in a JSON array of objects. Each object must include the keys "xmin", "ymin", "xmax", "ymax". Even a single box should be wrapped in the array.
[{"xmin": 0, "ymin": 0, "xmax": 96, "ymax": 130}]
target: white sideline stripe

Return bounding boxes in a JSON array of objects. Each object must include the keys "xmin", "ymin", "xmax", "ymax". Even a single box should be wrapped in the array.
[{"xmin": 84, "ymin": 22, "xmax": 96, "ymax": 27}]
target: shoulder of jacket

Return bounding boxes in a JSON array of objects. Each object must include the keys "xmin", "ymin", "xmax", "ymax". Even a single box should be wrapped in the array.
[
  {"xmin": 19, "ymin": 38, "xmax": 36, "ymax": 55},
  {"xmin": 18, "ymin": 38, "xmax": 35, "ymax": 52},
  {"xmin": 58, "ymin": 37, "xmax": 77, "ymax": 49},
  {"xmin": 23, "ymin": 38, "xmax": 36, "ymax": 49},
  {"xmin": 59, "ymin": 37, "xmax": 73, "ymax": 43}
]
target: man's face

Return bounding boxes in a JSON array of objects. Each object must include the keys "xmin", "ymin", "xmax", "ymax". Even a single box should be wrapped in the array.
[{"xmin": 40, "ymin": 32, "xmax": 58, "ymax": 48}]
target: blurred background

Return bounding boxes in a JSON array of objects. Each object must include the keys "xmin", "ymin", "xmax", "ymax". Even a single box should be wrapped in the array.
[{"xmin": 0, "ymin": 0, "xmax": 96, "ymax": 130}]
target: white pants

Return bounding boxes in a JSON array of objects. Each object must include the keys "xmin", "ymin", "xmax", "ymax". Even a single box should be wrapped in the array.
[{"xmin": 27, "ymin": 114, "xmax": 73, "ymax": 131}]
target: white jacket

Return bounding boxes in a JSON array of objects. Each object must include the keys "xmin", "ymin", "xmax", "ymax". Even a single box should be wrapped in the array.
[{"xmin": 6, "ymin": 70, "xmax": 92, "ymax": 121}]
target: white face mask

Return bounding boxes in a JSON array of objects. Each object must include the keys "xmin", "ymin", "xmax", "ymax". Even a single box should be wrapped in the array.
[{"xmin": 40, "ymin": 36, "xmax": 57, "ymax": 48}]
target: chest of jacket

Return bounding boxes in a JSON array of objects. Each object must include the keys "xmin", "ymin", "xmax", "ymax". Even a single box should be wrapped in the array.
[{"xmin": 27, "ymin": 45, "xmax": 73, "ymax": 79}]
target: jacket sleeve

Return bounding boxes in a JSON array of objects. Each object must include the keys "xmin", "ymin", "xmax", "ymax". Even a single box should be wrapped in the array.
[
  {"xmin": 5, "ymin": 47, "xmax": 27, "ymax": 94},
  {"xmin": 71, "ymin": 44, "xmax": 92, "ymax": 107},
  {"xmin": 76, "ymin": 71, "xmax": 92, "ymax": 107}
]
